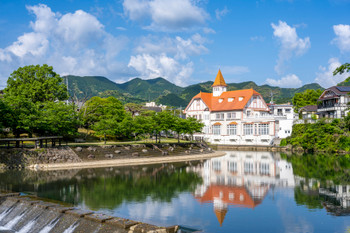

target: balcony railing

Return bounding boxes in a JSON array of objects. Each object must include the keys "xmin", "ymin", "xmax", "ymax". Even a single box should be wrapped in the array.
[{"xmin": 317, "ymin": 103, "xmax": 348, "ymax": 109}]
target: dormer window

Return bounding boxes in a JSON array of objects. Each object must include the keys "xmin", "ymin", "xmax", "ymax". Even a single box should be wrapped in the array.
[
  {"xmin": 239, "ymin": 97, "xmax": 243, "ymax": 101},
  {"xmin": 219, "ymin": 98, "xmax": 223, "ymax": 103},
  {"xmin": 228, "ymin": 97, "xmax": 234, "ymax": 102}
]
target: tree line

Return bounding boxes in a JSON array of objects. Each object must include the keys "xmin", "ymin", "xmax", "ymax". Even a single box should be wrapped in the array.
[{"xmin": 0, "ymin": 65, "xmax": 203, "ymax": 142}]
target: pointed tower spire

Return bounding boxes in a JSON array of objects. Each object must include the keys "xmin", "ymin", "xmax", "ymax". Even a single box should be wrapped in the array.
[
  {"xmin": 212, "ymin": 69, "xmax": 227, "ymax": 96},
  {"xmin": 214, "ymin": 208, "xmax": 228, "ymax": 227},
  {"xmin": 212, "ymin": 69, "xmax": 227, "ymax": 87}
]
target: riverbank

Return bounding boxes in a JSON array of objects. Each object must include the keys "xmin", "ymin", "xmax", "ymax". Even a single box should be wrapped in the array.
[
  {"xmin": 0, "ymin": 142, "xmax": 218, "ymax": 170},
  {"xmin": 30, "ymin": 151, "xmax": 226, "ymax": 170},
  {"xmin": 0, "ymin": 192, "xmax": 178, "ymax": 233}
]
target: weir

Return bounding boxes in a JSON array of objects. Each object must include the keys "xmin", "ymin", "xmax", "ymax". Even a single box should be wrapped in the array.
[{"xmin": 0, "ymin": 193, "xmax": 178, "ymax": 233}]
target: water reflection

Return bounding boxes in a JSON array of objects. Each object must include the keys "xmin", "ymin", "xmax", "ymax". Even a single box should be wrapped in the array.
[
  {"xmin": 188, "ymin": 151, "xmax": 296, "ymax": 226},
  {"xmin": 0, "ymin": 151, "xmax": 349, "ymax": 232}
]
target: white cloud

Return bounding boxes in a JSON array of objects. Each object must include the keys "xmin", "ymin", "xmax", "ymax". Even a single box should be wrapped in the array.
[
  {"xmin": 123, "ymin": 0, "xmax": 209, "ymax": 31},
  {"xmin": 215, "ymin": 6, "xmax": 229, "ymax": 20},
  {"xmin": 135, "ymin": 34, "xmax": 208, "ymax": 59},
  {"xmin": 0, "ymin": 4, "xmax": 130, "ymax": 87},
  {"xmin": 314, "ymin": 58, "xmax": 349, "ymax": 88},
  {"xmin": 7, "ymin": 32, "xmax": 49, "ymax": 58},
  {"xmin": 332, "ymin": 24, "xmax": 350, "ymax": 52},
  {"xmin": 128, "ymin": 53, "xmax": 193, "ymax": 86},
  {"xmin": 271, "ymin": 21, "xmax": 310, "ymax": 74},
  {"xmin": 266, "ymin": 74, "xmax": 303, "ymax": 88},
  {"xmin": 203, "ymin": 27, "xmax": 216, "ymax": 34}
]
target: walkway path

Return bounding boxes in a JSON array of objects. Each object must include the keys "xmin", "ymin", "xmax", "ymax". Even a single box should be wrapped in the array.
[{"xmin": 32, "ymin": 151, "xmax": 226, "ymax": 171}]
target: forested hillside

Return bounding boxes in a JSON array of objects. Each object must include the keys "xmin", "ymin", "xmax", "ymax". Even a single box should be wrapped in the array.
[{"xmin": 63, "ymin": 75, "xmax": 324, "ymax": 107}]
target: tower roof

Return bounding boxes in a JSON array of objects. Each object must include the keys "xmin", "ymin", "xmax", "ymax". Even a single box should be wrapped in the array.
[
  {"xmin": 215, "ymin": 208, "xmax": 228, "ymax": 227},
  {"xmin": 212, "ymin": 69, "xmax": 227, "ymax": 87}
]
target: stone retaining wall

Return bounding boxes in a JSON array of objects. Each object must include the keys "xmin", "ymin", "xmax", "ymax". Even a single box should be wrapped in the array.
[{"xmin": 0, "ymin": 192, "xmax": 178, "ymax": 233}]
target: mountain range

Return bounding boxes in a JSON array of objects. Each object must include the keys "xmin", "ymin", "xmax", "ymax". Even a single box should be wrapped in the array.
[{"xmin": 63, "ymin": 75, "xmax": 324, "ymax": 108}]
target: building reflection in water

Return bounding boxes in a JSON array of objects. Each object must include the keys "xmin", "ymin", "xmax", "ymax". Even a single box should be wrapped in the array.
[{"xmin": 188, "ymin": 151, "xmax": 295, "ymax": 226}]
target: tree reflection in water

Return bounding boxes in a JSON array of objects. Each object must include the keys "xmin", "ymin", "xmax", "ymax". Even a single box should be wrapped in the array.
[{"xmin": 0, "ymin": 163, "xmax": 203, "ymax": 210}]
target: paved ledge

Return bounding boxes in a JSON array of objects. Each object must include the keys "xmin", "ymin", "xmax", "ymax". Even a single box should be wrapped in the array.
[
  {"xmin": 0, "ymin": 193, "xmax": 178, "ymax": 233},
  {"xmin": 31, "ymin": 151, "xmax": 226, "ymax": 171}
]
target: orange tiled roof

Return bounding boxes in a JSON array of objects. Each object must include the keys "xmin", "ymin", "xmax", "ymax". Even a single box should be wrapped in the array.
[
  {"xmin": 229, "ymin": 121, "xmax": 238, "ymax": 125},
  {"xmin": 196, "ymin": 185, "xmax": 262, "ymax": 209},
  {"xmin": 212, "ymin": 69, "xmax": 227, "ymax": 87},
  {"xmin": 189, "ymin": 89, "xmax": 261, "ymax": 112}
]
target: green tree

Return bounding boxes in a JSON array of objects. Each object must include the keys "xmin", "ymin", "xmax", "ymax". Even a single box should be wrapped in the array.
[
  {"xmin": 152, "ymin": 111, "xmax": 176, "ymax": 143},
  {"xmin": 34, "ymin": 102, "xmax": 80, "ymax": 136},
  {"xmin": 292, "ymin": 89, "xmax": 323, "ymax": 113},
  {"xmin": 4, "ymin": 64, "xmax": 68, "ymax": 103},
  {"xmin": 183, "ymin": 117, "xmax": 204, "ymax": 140},
  {"xmin": 0, "ymin": 99, "xmax": 14, "ymax": 134},
  {"xmin": 81, "ymin": 96, "xmax": 126, "ymax": 142},
  {"xmin": 2, "ymin": 65, "xmax": 75, "ymax": 137},
  {"xmin": 171, "ymin": 117, "xmax": 188, "ymax": 143},
  {"xmin": 333, "ymin": 63, "xmax": 350, "ymax": 83}
]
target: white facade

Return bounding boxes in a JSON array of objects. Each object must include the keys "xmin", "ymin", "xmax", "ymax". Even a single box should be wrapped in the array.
[
  {"xmin": 269, "ymin": 104, "xmax": 295, "ymax": 138},
  {"xmin": 185, "ymin": 92, "xmax": 294, "ymax": 145}
]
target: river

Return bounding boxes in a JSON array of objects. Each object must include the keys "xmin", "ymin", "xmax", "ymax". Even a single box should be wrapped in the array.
[{"xmin": 0, "ymin": 150, "xmax": 349, "ymax": 233}]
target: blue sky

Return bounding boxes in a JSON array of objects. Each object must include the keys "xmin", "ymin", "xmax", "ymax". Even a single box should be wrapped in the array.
[{"xmin": 0, "ymin": 0, "xmax": 349, "ymax": 89}]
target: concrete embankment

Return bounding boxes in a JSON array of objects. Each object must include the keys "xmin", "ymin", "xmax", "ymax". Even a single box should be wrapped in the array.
[
  {"xmin": 0, "ymin": 192, "xmax": 178, "ymax": 233},
  {"xmin": 32, "ymin": 151, "xmax": 226, "ymax": 171},
  {"xmin": 0, "ymin": 142, "xmax": 214, "ymax": 169}
]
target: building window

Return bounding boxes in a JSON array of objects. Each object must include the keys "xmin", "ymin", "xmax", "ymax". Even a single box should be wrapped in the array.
[
  {"xmin": 258, "ymin": 124, "xmax": 269, "ymax": 135},
  {"xmin": 247, "ymin": 111, "xmax": 251, "ymax": 116},
  {"xmin": 198, "ymin": 114, "xmax": 202, "ymax": 120},
  {"xmin": 204, "ymin": 114, "xmax": 209, "ymax": 120},
  {"xmin": 213, "ymin": 125, "xmax": 221, "ymax": 135},
  {"xmin": 228, "ymin": 161, "xmax": 237, "ymax": 173},
  {"xmin": 212, "ymin": 161, "xmax": 221, "ymax": 171},
  {"xmin": 215, "ymin": 113, "xmax": 224, "ymax": 120},
  {"xmin": 259, "ymin": 163, "xmax": 270, "ymax": 175},
  {"xmin": 285, "ymin": 108, "xmax": 291, "ymax": 113},
  {"xmin": 227, "ymin": 124, "xmax": 237, "ymax": 135},
  {"xmin": 243, "ymin": 124, "xmax": 253, "ymax": 135},
  {"xmin": 244, "ymin": 162, "xmax": 254, "ymax": 174},
  {"xmin": 203, "ymin": 126, "xmax": 209, "ymax": 134},
  {"xmin": 228, "ymin": 98, "xmax": 234, "ymax": 102},
  {"xmin": 227, "ymin": 112, "xmax": 236, "ymax": 119}
]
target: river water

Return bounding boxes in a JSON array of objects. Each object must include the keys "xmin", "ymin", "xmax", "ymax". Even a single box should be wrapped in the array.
[{"xmin": 0, "ymin": 151, "xmax": 349, "ymax": 233}]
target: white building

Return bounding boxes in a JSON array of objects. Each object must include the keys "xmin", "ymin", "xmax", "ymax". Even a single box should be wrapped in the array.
[
  {"xmin": 184, "ymin": 70, "xmax": 293, "ymax": 145},
  {"xmin": 268, "ymin": 103, "xmax": 295, "ymax": 138},
  {"xmin": 317, "ymin": 86, "xmax": 350, "ymax": 118}
]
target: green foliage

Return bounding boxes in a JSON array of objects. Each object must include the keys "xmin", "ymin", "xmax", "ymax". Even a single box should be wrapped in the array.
[
  {"xmin": 2, "ymin": 65, "xmax": 78, "ymax": 137},
  {"xmin": 155, "ymin": 93, "xmax": 188, "ymax": 107},
  {"xmin": 80, "ymin": 96, "xmax": 126, "ymax": 142},
  {"xmin": 333, "ymin": 62, "xmax": 350, "ymax": 83},
  {"xmin": 63, "ymin": 75, "xmax": 124, "ymax": 99},
  {"xmin": 5, "ymin": 64, "xmax": 68, "ymax": 103},
  {"xmin": 0, "ymin": 99, "xmax": 14, "ymax": 134},
  {"xmin": 280, "ymin": 138, "xmax": 287, "ymax": 146},
  {"xmin": 281, "ymin": 153, "xmax": 350, "ymax": 184},
  {"xmin": 32, "ymin": 102, "xmax": 80, "ymax": 136},
  {"xmin": 285, "ymin": 117, "xmax": 350, "ymax": 152},
  {"xmin": 294, "ymin": 186, "xmax": 324, "ymax": 209},
  {"xmin": 80, "ymin": 96, "xmax": 126, "ymax": 129},
  {"xmin": 292, "ymin": 89, "xmax": 323, "ymax": 113}
]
